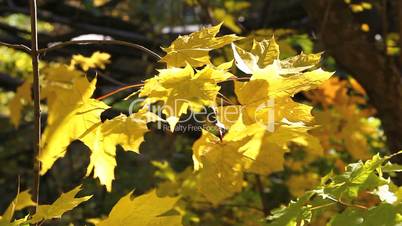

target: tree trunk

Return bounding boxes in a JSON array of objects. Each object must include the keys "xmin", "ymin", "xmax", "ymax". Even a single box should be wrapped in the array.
[{"xmin": 304, "ymin": 1, "xmax": 402, "ymax": 157}]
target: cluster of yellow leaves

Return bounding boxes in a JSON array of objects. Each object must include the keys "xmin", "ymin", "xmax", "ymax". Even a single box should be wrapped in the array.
[
  {"xmin": 9, "ymin": 52, "xmax": 154, "ymax": 192},
  {"xmin": 0, "ymin": 187, "xmax": 181, "ymax": 226},
  {"xmin": 8, "ymin": 51, "xmax": 110, "ymax": 127},
  {"xmin": 8, "ymin": 25, "xmax": 333, "ymax": 210},
  {"xmin": 306, "ymin": 77, "xmax": 382, "ymax": 160},
  {"xmin": 0, "ymin": 186, "xmax": 91, "ymax": 226},
  {"xmin": 180, "ymin": 33, "xmax": 331, "ymax": 204},
  {"xmin": 39, "ymin": 68, "xmax": 153, "ymax": 191}
]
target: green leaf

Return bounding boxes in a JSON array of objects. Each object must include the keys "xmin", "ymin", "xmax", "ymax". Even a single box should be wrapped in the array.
[
  {"xmin": 330, "ymin": 204, "xmax": 402, "ymax": 226},
  {"xmin": 267, "ymin": 193, "xmax": 313, "ymax": 226}
]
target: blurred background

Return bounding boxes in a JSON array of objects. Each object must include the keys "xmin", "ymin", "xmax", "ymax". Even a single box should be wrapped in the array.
[{"xmin": 0, "ymin": 0, "xmax": 401, "ymax": 225}]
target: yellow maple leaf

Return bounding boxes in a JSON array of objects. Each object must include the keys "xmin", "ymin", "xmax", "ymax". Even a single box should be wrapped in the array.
[
  {"xmin": 29, "ymin": 186, "xmax": 92, "ymax": 224},
  {"xmin": 39, "ymin": 76, "xmax": 108, "ymax": 174},
  {"xmin": 1, "ymin": 190, "xmax": 35, "ymax": 222},
  {"xmin": 224, "ymin": 119, "xmax": 323, "ymax": 175},
  {"xmin": 96, "ymin": 190, "xmax": 182, "ymax": 226},
  {"xmin": 70, "ymin": 51, "xmax": 111, "ymax": 71},
  {"xmin": 232, "ymin": 37, "xmax": 279, "ymax": 73},
  {"xmin": 79, "ymin": 110, "xmax": 151, "ymax": 191},
  {"xmin": 192, "ymin": 130, "xmax": 246, "ymax": 205},
  {"xmin": 139, "ymin": 64, "xmax": 231, "ymax": 131},
  {"xmin": 8, "ymin": 64, "xmax": 85, "ymax": 127},
  {"xmin": 231, "ymin": 64, "xmax": 331, "ymax": 126},
  {"xmin": 40, "ymin": 70, "xmax": 152, "ymax": 190},
  {"xmin": 161, "ymin": 23, "xmax": 242, "ymax": 67},
  {"xmin": 232, "ymin": 37, "xmax": 321, "ymax": 74}
]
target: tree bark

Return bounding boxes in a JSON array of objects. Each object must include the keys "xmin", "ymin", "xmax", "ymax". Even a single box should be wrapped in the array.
[{"xmin": 304, "ymin": 0, "xmax": 402, "ymax": 156}]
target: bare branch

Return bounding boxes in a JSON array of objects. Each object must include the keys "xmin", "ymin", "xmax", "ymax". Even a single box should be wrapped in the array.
[
  {"xmin": 38, "ymin": 40, "xmax": 162, "ymax": 60},
  {"xmin": 0, "ymin": 41, "xmax": 31, "ymax": 53}
]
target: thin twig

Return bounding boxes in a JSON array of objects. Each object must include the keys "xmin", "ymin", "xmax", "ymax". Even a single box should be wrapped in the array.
[
  {"xmin": 309, "ymin": 202, "xmax": 336, "ymax": 211},
  {"xmin": 38, "ymin": 40, "xmax": 162, "ymax": 60},
  {"xmin": 97, "ymin": 71, "xmax": 127, "ymax": 86},
  {"xmin": 0, "ymin": 41, "xmax": 31, "ymax": 52},
  {"xmin": 325, "ymin": 195, "xmax": 368, "ymax": 210},
  {"xmin": 255, "ymin": 175, "xmax": 270, "ymax": 217},
  {"xmin": 29, "ymin": 0, "xmax": 41, "ymax": 220},
  {"xmin": 96, "ymin": 83, "xmax": 144, "ymax": 100}
]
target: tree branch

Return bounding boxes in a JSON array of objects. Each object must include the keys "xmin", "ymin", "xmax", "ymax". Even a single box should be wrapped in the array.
[
  {"xmin": 39, "ymin": 40, "xmax": 161, "ymax": 60},
  {"xmin": 29, "ymin": 0, "xmax": 41, "ymax": 217},
  {"xmin": 0, "ymin": 41, "xmax": 31, "ymax": 53}
]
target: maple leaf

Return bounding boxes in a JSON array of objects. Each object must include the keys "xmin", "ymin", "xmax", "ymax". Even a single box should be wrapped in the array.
[
  {"xmin": 39, "ymin": 76, "xmax": 108, "ymax": 174},
  {"xmin": 232, "ymin": 36, "xmax": 321, "ymax": 74},
  {"xmin": 1, "ymin": 190, "xmax": 35, "ymax": 223},
  {"xmin": 40, "ymin": 69, "xmax": 152, "ymax": 190},
  {"xmin": 231, "ymin": 63, "xmax": 332, "ymax": 126},
  {"xmin": 224, "ymin": 119, "xmax": 323, "ymax": 175},
  {"xmin": 161, "ymin": 23, "xmax": 242, "ymax": 67},
  {"xmin": 8, "ymin": 54, "xmax": 110, "ymax": 127},
  {"xmin": 80, "ymin": 110, "xmax": 152, "ymax": 191},
  {"xmin": 192, "ymin": 130, "xmax": 246, "ymax": 205},
  {"xmin": 232, "ymin": 36, "xmax": 279, "ymax": 74},
  {"xmin": 96, "ymin": 190, "xmax": 182, "ymax": 226},
  {"xmin": 70, "ymin": 51, "xmax": 111, "ymax": 71},
  {"xmin": 29, "ymin": 186, "xmax": 92, "ymax": 224},
  {"xmin": 139, "ymin": 64, "xmax": 231, "ymax": 131}
]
